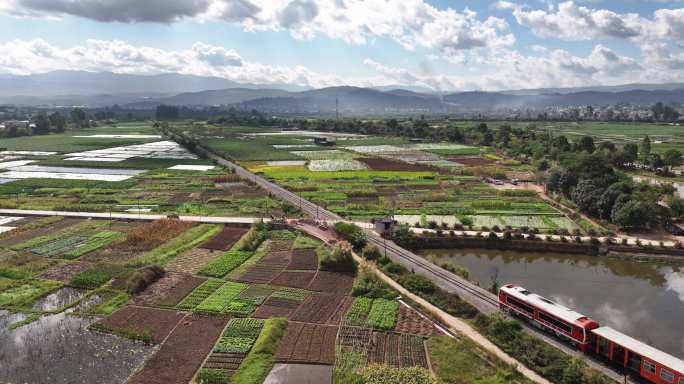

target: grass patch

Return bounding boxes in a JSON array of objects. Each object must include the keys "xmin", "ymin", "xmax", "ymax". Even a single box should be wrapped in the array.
[
  {"xmin": 292, "ymin": 235, "xmax": 322, "ymax": 249},
  {"xmin": 82, "ymin": 289, "xmax": 129, "ymax": 315},
  {"xmin": 0, "ymin": 279, "xmax": 61, "ymax": 307},
  {"xmin": 427, "ymin": 335, "xmax": 531, "ymax": 384},
  {"xmin": 230, "ymin": 317, "xmax": 288, "ymax": 384}
]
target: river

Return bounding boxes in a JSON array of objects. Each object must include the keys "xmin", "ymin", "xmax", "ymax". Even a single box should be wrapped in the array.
[{"xmin": 419, "ymin": 248, "xmax": 684, "ymax": 358}]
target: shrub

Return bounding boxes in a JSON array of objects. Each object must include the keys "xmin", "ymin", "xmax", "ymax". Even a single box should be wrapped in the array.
[
  {"xmin": 333, "ymin": 222, "xmax": 367, "ymax": 251},
  {"xmin": 122, "ymin": 265, "xmax": 165, "ymax": 294},
  {"xmin": 398, "ymin": 274, "xmax": 436, "ymax": 295},
  {"xmin": 475, "ymin": 314, "xmax": 610, "ymax": 384},
  {"xmin": 352, "ymin": 268, "xmax": 397, "ymax": 299},
  {"xmin": 320, "ymin": 242, "xmax": 357, "ymax": 274},
  {"xmin": 198, "ymin": 368, "xmax": 229, "ymax": 384},
  {"xmin": 440, "ymin": 262, "xmax": 469, "ymax": 280},
  {"xmin": 361, "ymin": 245, "xmax": 382, "ymax": 261}
]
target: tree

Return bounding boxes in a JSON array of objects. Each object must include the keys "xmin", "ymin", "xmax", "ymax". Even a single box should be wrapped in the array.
[
  {"xmin": 558, "ymin": 169, "xmax": 578, "ymax": 196},
  {"xmin": 652, "ymin": 102, "xmax": 665, "ymax": 121},
  {"xmin": 641, "ymin": 136, "xmax": 651, "ymax": 160},
  {"xmin": 48, "ymin": 112, "xmax": 66, "ymax": 133},
  {"xmin": 496, "ymin": 125, "xmax": 512, "ymax": 147},
  {"xmin": 31, "ymin": 112, "xmax": 50, "ymax": 134},
  {"xmin": 155, "ymin": 105, "xmax": 180, "ymax": 120},
  {"xmin": 612, "ymin": 200, "xmax": 657, "ymax": 230},
  {"xmin": 597, "ymin": 189, "xmax": 624, "ymax": 220},
  {"xmin": 552, "ymin": 135, "xmax": 571, "ymax": 152},
  {"xmin": 571, "ymin": 179, "xmax": 604, "ymax": 215},
  {"xmin": 649, "ymin": 154, "xmax": 664, "ymax": 170},
  {"xmin": 576, "ymin": 136, "xmax": 595, "ymax": 153},
  {"xmin": 623, "ymin": 143, "xmax": 638, "ymax": 164},
  {"xmin": 71, "ymin": 107, "xmax": 88, "ymax": 129},
  {"xmin": 445, "ymin": 126, "xmax": 463, "ymax": 142},
  {"xmin": 669, "ymin": 197, "xmax": 684, "ymax": 220},
  {"xmin": 662, "ymin": 149, "xmax": 682, "ymax": 172}
]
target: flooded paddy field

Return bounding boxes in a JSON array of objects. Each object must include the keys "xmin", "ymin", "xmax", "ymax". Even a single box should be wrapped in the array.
[
  {"xmin": 421, "ymin": 248, "xmax": 684, "ymax": 358},
  {"xmin": 0, "ymin": 308, "xmax": 156, "ymax": 384}
]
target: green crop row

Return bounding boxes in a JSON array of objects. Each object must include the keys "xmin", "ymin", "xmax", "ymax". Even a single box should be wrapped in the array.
[
  {"xmin": 196, "ymin": 281, "xmax": 248, "ymax": 313},
  {"xmin": 176, "ymin": 279, "xmax": 225, "ymax": 310},
  {"xmin": 270, "ymin": 287, "xmax": 308, "ymax": 302},
  {"xmin": 345, "ymin": 297, "xmax": 373, "ymax": 326},
  {"xmin": 63, "ymin": 231, "xmax": 125, "ymax": 259},
  {"xmin": 199, "ymin": 250, "xmax": 254, "ymax": 278},
  {"xmin": 366, "ymin": 299, "xmax": 399, "ymax": 331}
]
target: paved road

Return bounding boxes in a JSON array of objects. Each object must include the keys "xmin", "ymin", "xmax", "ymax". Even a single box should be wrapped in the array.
[
  {"xmin": 186, "ymin": 136, "xmax": 629, "ymax": 382},
  {"xmin": 0, "ymin": 209, "xmax": 263, "ymax": 224}
]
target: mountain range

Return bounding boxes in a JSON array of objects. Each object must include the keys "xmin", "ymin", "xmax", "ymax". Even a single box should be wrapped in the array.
[{"xmin": 0, "ymin": 71, "xmax": 682, "ymax": 113}]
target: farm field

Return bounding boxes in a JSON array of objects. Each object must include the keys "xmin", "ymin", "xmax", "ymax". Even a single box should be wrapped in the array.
[
  {"xmin": 0, "ymin": 215, "xmax": 493, "ymax": 384},
  {"xmin": 191, "ymin": 124, "xmax": 583, "ymax": 233},
  {"xmin": 0, "ymin": 122, "xmax": 298, "ymax": 218}
]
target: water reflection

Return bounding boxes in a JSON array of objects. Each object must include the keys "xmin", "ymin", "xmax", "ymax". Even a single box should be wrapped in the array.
[
  {"xmin": 421, "ymin": 248, "xmax": 684, "ymax": 358},
  {"xmin": 0, "ymin": 310, "xmax": 156, "ymax": 383},
  {"xmin": 32, "ymin": 287, "xmax": 85, "ymax": 311}
]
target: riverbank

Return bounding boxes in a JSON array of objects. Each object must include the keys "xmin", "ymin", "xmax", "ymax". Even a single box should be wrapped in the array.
[
  {"xmin": 408, "ymin": 228, "xmax": 684, "ymax": 260},
  {"xmin": 420, "ymin": 247, "xmax": 684, "ymax": 359}
]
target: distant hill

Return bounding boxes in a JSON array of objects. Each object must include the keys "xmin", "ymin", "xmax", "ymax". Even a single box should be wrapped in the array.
[
  {"xmin": 0, "ymin": 70, "xmax": 309, "ymax": 100},
  {"xmin": 0, "ymin": 70, "xmax": 682, "ymax": 112}
]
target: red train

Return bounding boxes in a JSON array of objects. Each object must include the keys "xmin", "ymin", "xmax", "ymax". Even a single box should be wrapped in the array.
[{"xmin": 499, "ymin": 284, "xmax": 684, "ymax": 384}]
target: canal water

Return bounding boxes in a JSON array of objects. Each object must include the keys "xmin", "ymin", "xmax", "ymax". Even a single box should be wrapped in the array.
[{"xmin": 420, "ymin": 248, "xmax": 684, "ymax": 358}]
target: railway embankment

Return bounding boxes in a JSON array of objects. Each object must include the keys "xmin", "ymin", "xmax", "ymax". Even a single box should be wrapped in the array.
[{"xmin": 410, "ymin": 233, "xmax": 684, "ymax": 260}]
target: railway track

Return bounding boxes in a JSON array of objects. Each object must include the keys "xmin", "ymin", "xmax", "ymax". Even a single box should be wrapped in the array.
[{"xmin": 182, "ymin": 136, "xmax": 628, "ymax": 382}]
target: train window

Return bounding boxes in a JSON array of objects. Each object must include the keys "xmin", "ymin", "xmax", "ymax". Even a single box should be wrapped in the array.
[
  {"xmin": 660, "ymin": 369, "xmax": 674, "ymax": 383},
  {"xmin": 643, "ymin": 360, "xmax": 656, "ymax": 374},
  {"xmin": 506, "ymin": 296, "xmax": 534, "ymax": 314},
  {"xmin": 678, "ymin": 376, "xmax": 684, "ymax": 384},
  {"xmin": 538, "ymin": 311, "xmax": 572, "ymax": 334}
]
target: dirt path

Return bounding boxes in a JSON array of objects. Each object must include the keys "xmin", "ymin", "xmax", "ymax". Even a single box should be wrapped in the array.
[{"xmin": 295, "ymin": 222, "xmax": 552, "ymax": 384}]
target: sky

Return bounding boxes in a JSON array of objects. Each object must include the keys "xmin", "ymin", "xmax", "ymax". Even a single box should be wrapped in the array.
[{"xmin": 0, "ymin": 0, "xmax": 683, "ymax": 91}]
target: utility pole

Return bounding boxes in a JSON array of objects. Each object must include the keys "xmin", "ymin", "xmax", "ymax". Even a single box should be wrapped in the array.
[{"xmin": 335, "ymin": 96, "xmax": 339, "ymax": 121}]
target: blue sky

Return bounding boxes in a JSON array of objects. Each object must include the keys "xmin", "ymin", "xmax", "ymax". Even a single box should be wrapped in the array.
[{"xmin": 0, "ymin": 0, "xmax": 683, "ymax": 91}]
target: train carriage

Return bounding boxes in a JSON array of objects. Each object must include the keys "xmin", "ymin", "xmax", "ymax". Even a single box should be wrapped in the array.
[
  {"xmin": 499, "ymin": 284, "xmax": 684, "ymax": 384},
  {"xmin": 498, "ymin": 284, "xmax": 599, "ymax": 351},
  {"xmin": 592, "ymin": 327, "xmax": 684, "ymax": 384}
]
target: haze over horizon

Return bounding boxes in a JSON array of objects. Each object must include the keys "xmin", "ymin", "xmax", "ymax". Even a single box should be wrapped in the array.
[{"xmin": 0, "ymin": 0, "xmax": 684, "ymax": 92}]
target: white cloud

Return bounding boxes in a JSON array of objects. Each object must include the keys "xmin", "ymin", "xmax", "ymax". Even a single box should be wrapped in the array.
[
  {"xmin": 1, "ymin": 0, "xmax": 211, "ymax": 23},
  {"xmin": 0, "ymin": 0, "xmax": 515, "ymax": 60},
  {"xmin": 364, "ymin": 44, "xmax": 643, "ymax": 91},
  {"xmin": 0, "ymin": 38, "xmax": 675, "ymax": 93},
  {"xmin": 499, "ymin": 1, "xmax": 684, "ymax": 45},
  {"xmin": 500, "ymin": 1, "xmax": 642, "ymax": 40}
]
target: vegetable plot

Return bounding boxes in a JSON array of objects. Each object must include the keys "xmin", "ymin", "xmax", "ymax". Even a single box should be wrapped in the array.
[{"xmin": 366, "ymin": 299, "xmax": 400, "ymax": 331}]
